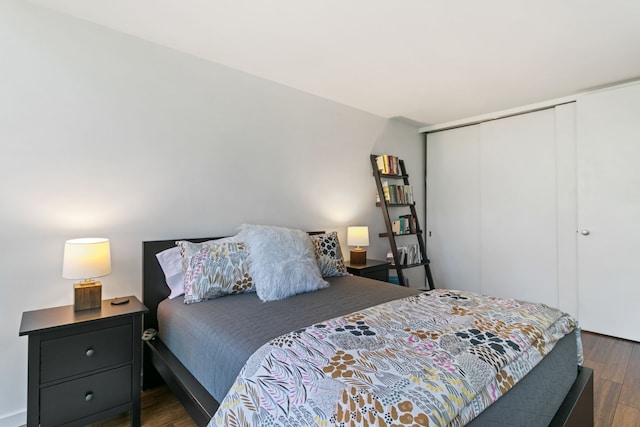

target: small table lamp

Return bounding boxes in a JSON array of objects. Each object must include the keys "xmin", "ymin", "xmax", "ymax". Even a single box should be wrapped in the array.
[
  {"xmin": 347, "ymin": 226, "xmax": 369, "ymax": 265},
  {"xmin": 63, "ymin": 238, "xmax": 111, "ymax": 311}
]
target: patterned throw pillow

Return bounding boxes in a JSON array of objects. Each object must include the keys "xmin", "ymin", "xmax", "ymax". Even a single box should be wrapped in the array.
[
  {"xmin": 183, "ymin": 242, "xmax": 254, "ymax": 304},
  {"xmin": 176, "ymin": 237, "xmax": 236, "ymax": 272},
  {"xmin": 310, "ymin": 232, "xmax": 348, "ymax": 277}
]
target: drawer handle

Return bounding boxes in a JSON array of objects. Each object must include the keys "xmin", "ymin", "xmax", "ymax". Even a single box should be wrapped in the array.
[
  {"xmin": 85, "ymin": 348, "xmax": 95, "ymax": 357},
  {"xmin": 85, "ymin": 392, "xmax": 94, "ymax": 402}
]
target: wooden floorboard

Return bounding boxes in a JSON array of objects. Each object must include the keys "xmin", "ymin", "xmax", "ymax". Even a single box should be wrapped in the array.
[
  {"xmin": 582, "ymin": 331, "xmax": 640, "ymax": 427},
  {"xmin": 81, "ymin": 330, "xmax": 638, "ymax": 427},
  {"xmin": 84, "ymin": 385, "xmax": 196, "ymax": 427}
]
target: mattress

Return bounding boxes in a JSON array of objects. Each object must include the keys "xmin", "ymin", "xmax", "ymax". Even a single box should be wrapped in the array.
[{"xmin": 158, "ymin": 275, "xmax": 578, "ymax": 425}]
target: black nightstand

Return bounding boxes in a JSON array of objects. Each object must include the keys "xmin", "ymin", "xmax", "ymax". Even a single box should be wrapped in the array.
[
  {"xmin": 345, "ymin": 259, "xmax": 390, "ymax": 282},
  {"xmin": 19, "ymin": 296, "xmax": 148, "ymax": 427}
]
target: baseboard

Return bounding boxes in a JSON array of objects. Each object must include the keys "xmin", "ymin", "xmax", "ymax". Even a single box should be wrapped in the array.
[{"xmin": 0, "ymin": 409, "xmax": 26, "ymax": 427}]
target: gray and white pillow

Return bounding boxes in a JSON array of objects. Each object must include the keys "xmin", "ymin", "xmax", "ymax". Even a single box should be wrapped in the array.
[
  {"xmin": 183, "ymin": 241, "xmax": 254, "ymax": 304},
  {"xmin": 156, "ymin": 237, "xmax": 237, "ymax": 299},
  {"xmin": 237, "ymin": 224, "xmax": 329, "ymax": 302},
  {"xmin": 176, "ymin": 237, "xmax": 236, "ymax": 272}
]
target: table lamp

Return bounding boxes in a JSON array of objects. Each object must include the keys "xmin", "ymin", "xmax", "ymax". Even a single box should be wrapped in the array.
[
  {"xmin": 63, "ymin": 238, "xmax": 111, "ymax": 311},
  {"xmin": 347, "ymin": 226, "xmax": 369, "ymax": 265}
]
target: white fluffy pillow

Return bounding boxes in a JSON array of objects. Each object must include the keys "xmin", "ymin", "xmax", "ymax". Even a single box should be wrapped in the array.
[{"xmin": 238, "ymin": 224, "xmax": 329, "ymax": 302}]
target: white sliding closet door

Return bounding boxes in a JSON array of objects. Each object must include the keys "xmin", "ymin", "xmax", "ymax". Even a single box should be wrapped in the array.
[
  {"xmin": 427, "ymin": 107, "xmax": 575, "ymax": 310},
  {"xmin": 426, "ymin": 125, "xmax": 481, "ymax": 293},
  {"xmin": 480, "ymin": 110, "xmax": 559, "ymax": 307},
  {"xmin": 577, "ymin": 84, "xmax": 640, "ymax": 342}
]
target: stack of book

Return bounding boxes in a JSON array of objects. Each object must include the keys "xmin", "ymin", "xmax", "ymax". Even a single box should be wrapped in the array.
[
  {"xmin": 386, "ymin": 244, "xmax": 422, "ymax": 266},
  {"xmin": 375, "ymin": 155, "xmax": 401, "ymax": 175},
  {"xmin": 381, "ymin": 182, "xmax": 414, "ymax": 204},
  {"xmin": 391, "ymin": 215, "xmax": 416, "ymax": 235}
]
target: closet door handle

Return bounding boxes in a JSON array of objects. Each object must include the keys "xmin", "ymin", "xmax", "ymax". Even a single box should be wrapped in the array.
[{"xmin": 580, "ymin": 230, "xmax": 590, "ymax": 236}]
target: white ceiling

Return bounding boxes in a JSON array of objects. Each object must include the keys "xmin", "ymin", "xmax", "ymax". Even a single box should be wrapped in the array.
[{"xmin": 28, "ymin": 0, "xmax": 640, "ymax": 126}]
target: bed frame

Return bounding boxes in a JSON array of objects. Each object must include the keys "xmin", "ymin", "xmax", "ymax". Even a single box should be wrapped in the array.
[{"xmin": 142, "ymin": 238, "xmax": 594, "ymax": 427}]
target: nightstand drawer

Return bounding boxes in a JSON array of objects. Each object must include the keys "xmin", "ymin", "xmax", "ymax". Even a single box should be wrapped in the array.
[
  {"xmin": 40, "ymin": 365, "xmax": 131, "ymax": 426},
  {"xmin": 41, "ymin": 324, "xmax": 132, "ymax": 383},
  {"xmin": 345, "ymin": 259, "xmax": 390, "ymax": 282},
  {"xmin": 363, "ymin": 268, "xmax": 389, "ymax": 282}
]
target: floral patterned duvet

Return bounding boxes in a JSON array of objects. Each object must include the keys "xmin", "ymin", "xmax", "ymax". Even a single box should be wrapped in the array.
[{"xmin": 210, "ymin": 289, "xmax": 580, "ymax": 426}]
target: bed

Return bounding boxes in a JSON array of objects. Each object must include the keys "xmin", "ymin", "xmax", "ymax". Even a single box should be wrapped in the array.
[{"xmin": 142, "ymin": 236, "xmax": 593, "ymax": 426}]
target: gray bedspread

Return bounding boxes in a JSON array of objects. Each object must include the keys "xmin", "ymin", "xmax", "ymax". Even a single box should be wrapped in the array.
[{"xmin": 157, "ymin": 275, "xmax": 419, "ymax": 402}]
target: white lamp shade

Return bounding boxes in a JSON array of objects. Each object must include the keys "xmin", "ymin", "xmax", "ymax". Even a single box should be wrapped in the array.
[
  {"xmin": 347, "ymin": 226, "xmax": 369, "ymax": 247},
  {"xmin": 62, "ymin": 238, "xmax": 112, "ymax": 280}
]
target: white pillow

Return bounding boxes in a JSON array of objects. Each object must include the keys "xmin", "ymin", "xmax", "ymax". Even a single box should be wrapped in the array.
[
  {"xmin": 238, "ymin": 224, "xmax": 329, "ymax": 302},
  {"xmin": 156, "ymin": 247, "xmax": 184, "ymax": 299},
  {"xmin": 156, "ymin": 236, "xmax": 236, "ymax": 299}
]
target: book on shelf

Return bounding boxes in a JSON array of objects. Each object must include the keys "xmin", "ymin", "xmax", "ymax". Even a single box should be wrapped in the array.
[
  {"xmin": 387, "ymin": 244, "xmax": 422, "ymax": 265},
  {"xmin": 404, "ymin": 185, "xmax": 414, "ymax": 204},
  {"xmin": 380, "ymin": 182, "xmax": 414, "ymax": 204},
  {"xmin": 394, "ymin": 244, "xmax": 422, "ymax": 265},
  {"xmin": 375, "ymin": 154, "xmax": 401, "ymax": 176},
  {"xmin": 399, "ymin": 247, "xmax": 407, "ymax": 265},
  {"xmin": 406, "ymin": 215, "xmax": 417, "ymax": 234},
  {"xmin": 391, "ymin": 215, "xmax": 416, "ymax": 235},
  {"xmin": 382, "ymin": 181, "xmax": 390, "ymax": 203},
  {"xmin": 376, "ymin": 155, "xmax": 386, "ymax": 174}
]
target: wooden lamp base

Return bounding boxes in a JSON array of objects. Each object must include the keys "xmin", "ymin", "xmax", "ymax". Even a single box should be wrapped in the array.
[
  {"xmin": 74, "ymin": 281, "xmax": 102, "ymax": 311},
  {"xmin": 350, "ymin": 249, "xmax": 367, "ymax": 265}
]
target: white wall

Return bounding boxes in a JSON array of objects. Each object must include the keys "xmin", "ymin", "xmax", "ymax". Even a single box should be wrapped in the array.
[{"xmin": 0, "ymin": 2, "xmax": 424, "ymax": 424}]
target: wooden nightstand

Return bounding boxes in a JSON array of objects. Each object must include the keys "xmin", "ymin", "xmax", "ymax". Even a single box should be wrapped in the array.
[
  {"xmin": 19, "ymin": 296, "xmax": 148, "ymax": 427},
  {"xmin": 345, "ymin": 259, "xmax": 390, "ymax": 282}
]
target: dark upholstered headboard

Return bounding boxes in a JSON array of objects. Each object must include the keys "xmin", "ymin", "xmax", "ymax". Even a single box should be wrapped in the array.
[{"xmin": 142, "ymin": 237, "xmax": 221, "ymax": 331}]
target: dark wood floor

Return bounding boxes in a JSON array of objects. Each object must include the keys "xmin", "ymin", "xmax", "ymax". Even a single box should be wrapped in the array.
[
  {"xmin": 581, "ymin": 331, "xmax": 640, "ymax": 427},
  {"xmin": 85, "ymin": 331, "xmax": 638, "ymax": 427},
  {"xmin": 85, "ymin": 386, "xmax": 195, "ymax": 427}
]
